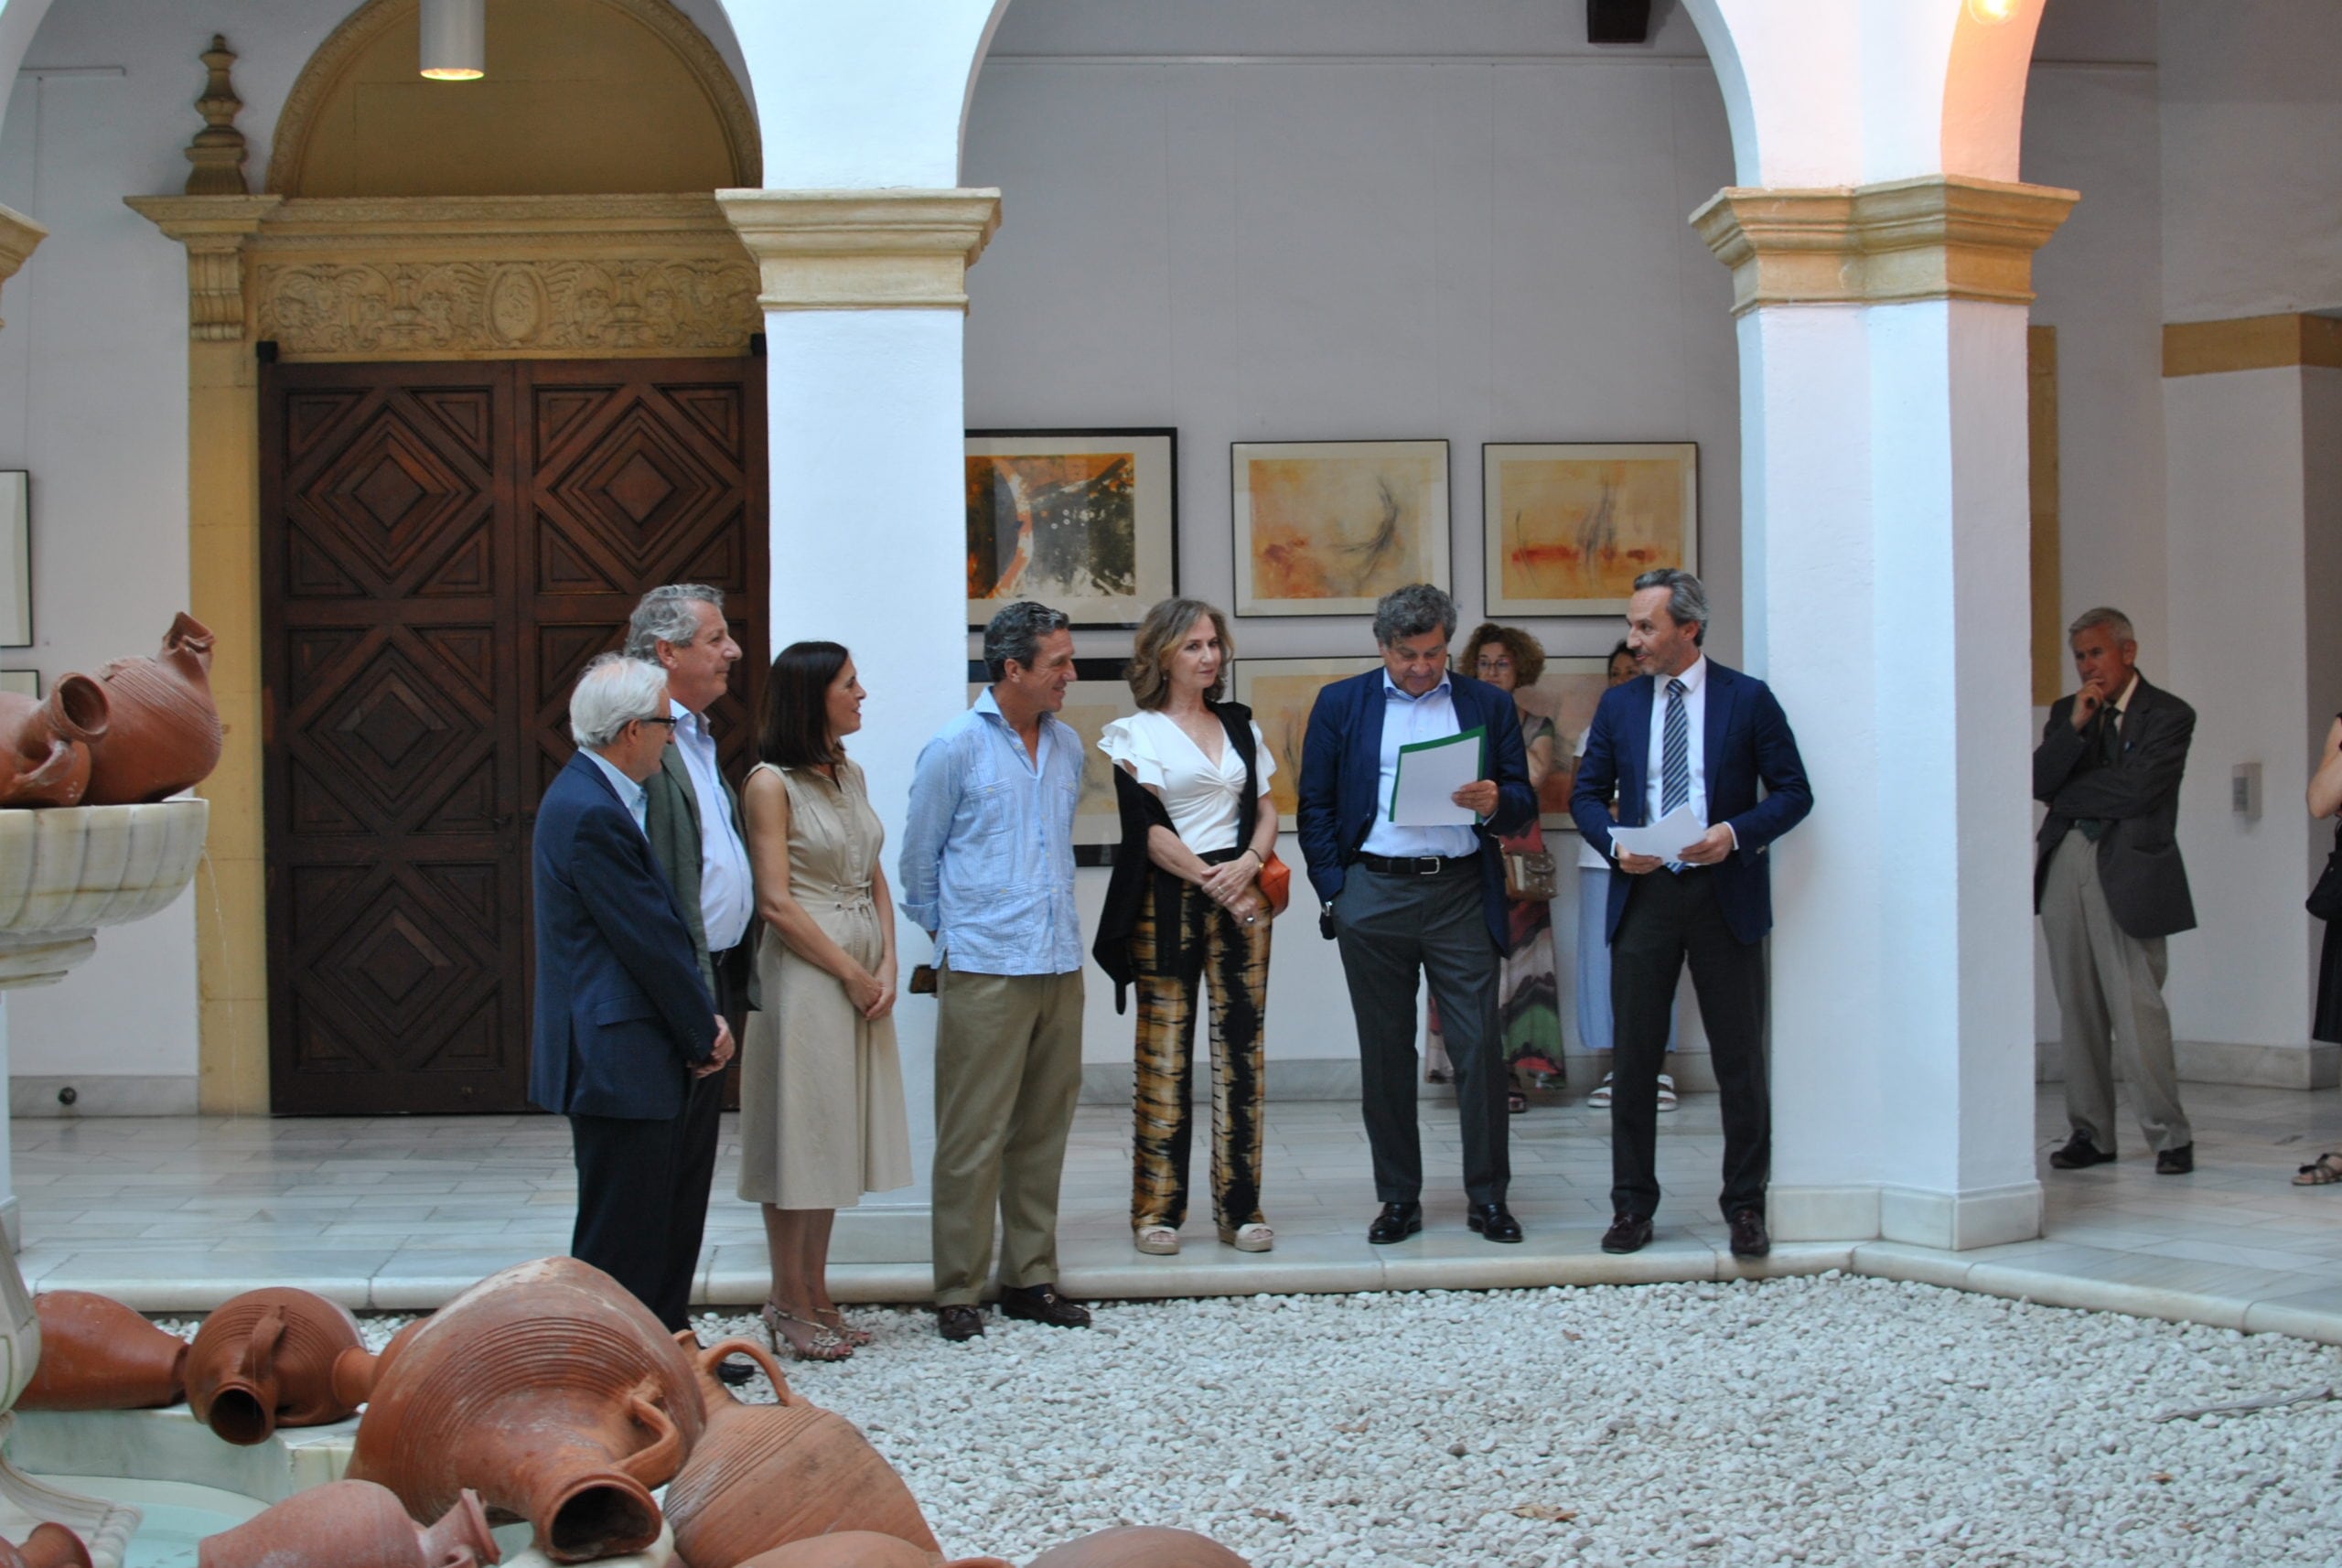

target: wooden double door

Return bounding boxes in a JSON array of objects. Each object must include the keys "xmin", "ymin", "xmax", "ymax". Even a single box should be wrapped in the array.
[{"xmin": 261, "ymin": 359, "xmax": 767, "ymax": 1114}]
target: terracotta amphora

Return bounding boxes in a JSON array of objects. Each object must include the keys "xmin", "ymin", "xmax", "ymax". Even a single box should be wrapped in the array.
[
  {"xmin": 80, "ymin": 612, "xmax": 223, "ymax": 805},
  {"xmin": 1025, "ymin": 1530, "xmax": 1252, "ymax": 1568},
  {"xmin": 184, "ymin": 1287, "xmax": 366, "ymax": 1444},
  {"xmin": 733, "ymin": 1533, "xmax": 1015, "ymax": 1568},
  {"xmin": 0, "ymin": 1523, "xmax": 94, "ymax": 1568},
  {"xmin": 664, "ymin": 1336, "xmax": 951, "ymax": 1568},
  {"xmin": 346, "ymin": 1256, "xmax": 706, "ymax": 1564},
  {"xmin": 328, "ymin": 1313, "xmax": 424, "ymax": 1411},
  {"xmin": 18, "ymin": 1290, "xmax": 188, "ymax": 1411},
  {"xmin": 0, "ymin": 674, "xmax": 108, "ymax": 808},
  {"xmin": 195, "ymin": 1480, "xmax": 500, "ymax": 1568}
]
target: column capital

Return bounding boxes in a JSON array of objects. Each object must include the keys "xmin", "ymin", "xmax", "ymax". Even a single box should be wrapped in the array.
[
  {"xmin": 0, "ymin": 202, "xmax": 49, "ymax": 331},
  {"xmin": 1690, "ymin": 176, "xmax": 2077, "ymax": 315},
  {"xmin": 127, "ymin": 195, "xmax": 284, "ymax": 341},
  {"xmin": 714, "ymin": 188, "xmax": 1003, "ymax": 312}
]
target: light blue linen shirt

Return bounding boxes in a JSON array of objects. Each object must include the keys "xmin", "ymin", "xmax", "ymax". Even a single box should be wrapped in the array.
[
  {"xmin": 1359, "ymin": 670, "xmax": 1479, "ymax": 859},
  {"xmin": 583, "ymin": 748, "xmax": 649, "ymax": 834},
  {"xmin": 897, "ymin": 687, "xmax": 1083, "ymax": 975},
  {"xmin": 671, "ymin": 698, "xmax": 755, "ymax": 951}
]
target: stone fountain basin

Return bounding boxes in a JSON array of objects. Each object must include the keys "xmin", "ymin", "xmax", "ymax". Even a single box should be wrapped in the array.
[
  {"xmin": 4, "ymin": 1408, "xmax": 677, "ymax": 1567},
  {"xmin": 0, "ymin": 801, "xmax": 210, "ymax": 987}
]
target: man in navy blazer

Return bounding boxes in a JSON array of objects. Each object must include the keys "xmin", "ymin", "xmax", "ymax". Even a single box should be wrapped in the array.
[
  {"xmin": 1570, "ymin": 569, "xmax": 1810, "ymax": 1259},
  {"xmin": 530, "ymin": 652, "xmax": 733, "ymax": 1330},
  {"xmin": 1299, "ymin": 584, "xmax": 1538, "ymax": 1245}
]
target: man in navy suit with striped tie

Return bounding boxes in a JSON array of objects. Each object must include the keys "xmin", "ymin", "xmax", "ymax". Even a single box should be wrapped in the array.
[{"xmin": 1570, "ymin": 569, "xmax": 1811, "ymax": 1259}]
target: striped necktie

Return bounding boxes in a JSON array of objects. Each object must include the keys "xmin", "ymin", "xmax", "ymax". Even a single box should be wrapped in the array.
[{"xmin": 1661, "ymin": 677, "xmax": 1690, "ymax": 815}]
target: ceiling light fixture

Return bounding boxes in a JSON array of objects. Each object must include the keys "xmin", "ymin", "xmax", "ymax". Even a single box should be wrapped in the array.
[{"xmin": 420, "ymin": 0, "xmax": 485, "ymax": 80}]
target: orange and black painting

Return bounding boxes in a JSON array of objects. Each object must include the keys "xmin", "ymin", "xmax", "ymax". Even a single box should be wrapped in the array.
[{"xmin": 967, "ymin": 451, "xmax": 1137, "ymax": 605}]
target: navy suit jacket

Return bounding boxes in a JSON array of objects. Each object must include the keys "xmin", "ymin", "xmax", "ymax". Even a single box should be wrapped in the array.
[
  {"xmin": 529, "ymin": 751, "xmax": 718, "ymax": 1122},
  {"xmin": 1568, "ymin": 660, "xmax": 1812, "ymax": 948},
  {"xmin": 1295, "ymin": 670, "xmax": 1538, "ymax": 951}
]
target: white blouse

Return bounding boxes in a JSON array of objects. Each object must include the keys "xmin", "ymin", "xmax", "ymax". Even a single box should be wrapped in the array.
[{"xmin": 1098, "ymin": 708, "xmax": 1275, "ymax": 854}]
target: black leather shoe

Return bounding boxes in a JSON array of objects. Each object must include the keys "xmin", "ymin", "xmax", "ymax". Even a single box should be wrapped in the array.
[
  {"xmin": 2155, "ymin": 1143, "xmax": 2195, "ymax": 1175},
  {"xmin": 1466, "ymin": 1203, "xmax": 1522, "ymax": 1243},
  {"xmin": 1727, "ymin": 1207, "xmax": 1770, "ymax": 1259},
  {"xmin": 712, "ymin": 1355, "xmax": 758, "ymax": 1386},
  {"xmin": 1600, "ymin": 1213, "xmax": 1653, "ymax": 1254},
  {"xmin": 1367, "ymin": 1201, "xmax": 1423, "ymax": 1244},
  {"xmin": 998, "ymin": 1283, "xmax": 1091, "ymax": 1327},
  {"xmin": 2048, "ymin": 1131, "xmax": 2116, "ymax": 1169},
  {"xmin": 935, "ymin": 1304, "xmax": 985, "ymax": 1341}
]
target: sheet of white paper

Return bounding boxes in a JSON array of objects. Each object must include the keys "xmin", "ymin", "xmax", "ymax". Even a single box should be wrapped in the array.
[
  {"xmin": 1607, "ymin": 802, "xmax": 1707, "ymax": 860},
  {"xmin": 1390, "ymin": 731, "xmax": 1482, "ymax": 826}
]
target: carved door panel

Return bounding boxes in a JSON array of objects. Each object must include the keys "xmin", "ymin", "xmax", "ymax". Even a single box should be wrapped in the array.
[{"xmin": 263, "ymin": 359, "xmax": 764, "ymax": 1115}]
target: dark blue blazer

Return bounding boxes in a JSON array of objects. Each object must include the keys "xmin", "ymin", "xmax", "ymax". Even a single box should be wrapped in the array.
[
  {"xmin": 529, "ymin": 751, "xmax": 718, "ymax": 1122},
  {"xmin": 1568, "ymin": 660, "xmax": 1812, "ymax": 948},
  {"xmin": 1295, "ymin": 670, "xmax": 1538, "ymax": 950}
]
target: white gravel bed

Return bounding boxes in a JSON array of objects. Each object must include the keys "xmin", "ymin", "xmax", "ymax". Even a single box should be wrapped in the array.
[{"xmin": 180, "ymin": 1275, "xmax": 2342, "ymax": 1567}]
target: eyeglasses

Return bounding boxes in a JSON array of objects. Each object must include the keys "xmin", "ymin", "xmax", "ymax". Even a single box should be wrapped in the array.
[{"xmin": 638, "ymin": 716, "xmax": 679, "ymax": 727}]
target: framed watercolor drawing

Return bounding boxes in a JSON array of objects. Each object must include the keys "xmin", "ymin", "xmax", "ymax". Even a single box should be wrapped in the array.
[
  {"xmin": 966, "ymin": 430, "xmax": 1176, "ymax": 629},
  {"xmin": 1507, "ymin": 657, "xmax": 1614, "ymax": 830},
  {"xmin": 1230, "ymin": 656, "xmax": 1380, "ymax": 830},
  {"xmin": 967, "ymin": 658, "xmax": 1134, "ymax": 863},
  {"xmin": 1231, "ymin": 440, "xmax": 1448, "ymax": 617},
  {"xmin": 1482, "ymin": 443, "xmax": 1696, "ymax": 617}
]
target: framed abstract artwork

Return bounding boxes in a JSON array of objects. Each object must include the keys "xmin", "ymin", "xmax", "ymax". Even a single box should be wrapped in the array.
[
  {"xmin": 1230, "ymin": 656, "xmax": 1380, "ymax": 830},
  {"xmin": 0, "ymin": 671, "xmax": 36, "ymax": 698},
  {"xmin": 965, "ymin": 430, "xmax": 1177, "ymax": 629},
  {"xmin": 1507, "ymin": 657, "xmax": 1614, "ymax": 830},
  {"xmin": 1231, "ymin": 440, "xmax": 1449, "ymax": 617},
  {"xmin": 0, "ymin": 471, "xmax": 27, "ymax": 649},
  {"xmin": 967, "ymin": 658, "xmax": 1134, "ymax": 864},
  {"xmin": 1482, "ymin": 443, "xmax": 1696, "ymax": 616}
]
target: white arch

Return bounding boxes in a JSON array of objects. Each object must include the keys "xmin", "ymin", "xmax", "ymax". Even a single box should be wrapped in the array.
[{"xmin": 0, "ymin": 0, "xmax": 62, "ymax": 137}]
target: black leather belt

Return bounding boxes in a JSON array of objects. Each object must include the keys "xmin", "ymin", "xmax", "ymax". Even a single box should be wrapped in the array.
[{"xmin": 1356, "ymin": 852, "xmax": 1476, "ymax": 876}]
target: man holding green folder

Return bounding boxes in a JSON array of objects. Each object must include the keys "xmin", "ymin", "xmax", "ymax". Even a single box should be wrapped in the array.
[{"xmin": 1298, "ymin": 584, "xmax": 1539, "ymax": 1245}]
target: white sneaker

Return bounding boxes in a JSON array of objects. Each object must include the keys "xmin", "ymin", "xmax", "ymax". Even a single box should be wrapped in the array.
[
  {"xmin": 1585, "ymin": 1073, "xmax": 1614, "ymax": 1110},
  {"xmin": 1656, "ymin": 1073, "xmax": 1679, "ymax": 1112}
]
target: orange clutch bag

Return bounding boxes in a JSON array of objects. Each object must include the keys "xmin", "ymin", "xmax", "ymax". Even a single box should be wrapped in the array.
[{"xmin": 1257, "ymin": 851, "xmax": 1293, "ymax": 918}]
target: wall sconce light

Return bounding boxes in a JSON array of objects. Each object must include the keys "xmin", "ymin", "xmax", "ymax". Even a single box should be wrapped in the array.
[
  {"xmin": 420, "ymin": 0, "xmax": 485, "ymax": 80},
  {"xmin": 1966, "ymin": 0, "xmax": 2019, "ymax": 22}
]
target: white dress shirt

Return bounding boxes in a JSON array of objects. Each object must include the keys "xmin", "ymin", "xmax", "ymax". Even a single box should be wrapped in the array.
[
  {"xmin": 583, "ymin": 748, "xmax": 648, "ymax": 833},
  {"xmin": 1642, "ymin": 655, "xmax": 1712, "ymax": 832},
  {"xmin": 1360, "ymin": 670, "xmax": 1479, "ymax": 859},
  {"xmin": 671, "ymin": 698, "xmax": 755, "ymax": 952}
]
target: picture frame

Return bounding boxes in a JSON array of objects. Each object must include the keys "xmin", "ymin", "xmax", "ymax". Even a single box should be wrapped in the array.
[
  {"xmin": 0, "ymin": 471, "xmax": 28, "ymax": 649},
  {"xmin": 1482, "ymin": 443, "xmax": 1697, "ymax": 617},
  {"xmin": 1507, "ymin": 657, "xmax": 1615, "ymax": 830},
  {"xmin": 1231, "ymin": 440, "xmax": 1449, "ymax": 617},
  {"xmin": 0, "ymin": 671, "xmax": 36, "ymax": 698},
  {"xmin": 966, "ymin": 659, "xmax": 1134, "ymax": 865},
  {"xmin": 1230, "ymin": 656, "xmax": 1381, "ymax": 830},
  {"xmin": 965, "ymin": 430, "xmax": 1177, "ymax": 629}
]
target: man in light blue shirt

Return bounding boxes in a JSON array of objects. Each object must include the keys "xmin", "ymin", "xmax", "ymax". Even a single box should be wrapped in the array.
[{"xmin": 899, "ymin": 600, "xmax": 1091, "ymax": 1341}]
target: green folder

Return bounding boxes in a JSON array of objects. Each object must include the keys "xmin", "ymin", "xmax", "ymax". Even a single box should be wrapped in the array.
[{"xmin": 1387, "ymin": 725, "xmax": 1487, "ymax": 822}]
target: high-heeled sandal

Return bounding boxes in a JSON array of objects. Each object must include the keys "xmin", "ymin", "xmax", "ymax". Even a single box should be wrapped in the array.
[
  {"xmin": 814, "ymin": 1306, "xmax": 874, "ymax": 1348},
  {"xmin": 762, "ymin": 1299, "xmax": 851, "ymax": 1361}
]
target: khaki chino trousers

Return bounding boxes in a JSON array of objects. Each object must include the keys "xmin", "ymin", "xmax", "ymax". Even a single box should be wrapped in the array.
[
  {"xmin": 2040, "ymin": 832, "xmax": 2192, "ymax": 1155},
  {"xmin": 930, "ymin": 965, "xmax": 1085, "ymax": 1306}
]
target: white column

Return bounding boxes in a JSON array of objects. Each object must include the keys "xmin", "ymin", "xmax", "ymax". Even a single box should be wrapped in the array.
[
  {"xmin": 1698, "ymin": 178, "xmax": 2073, "ymax": 1248},
  {"xmin": 719, "ymin": 190, "xmax": 1003, "ymax": 1204}
]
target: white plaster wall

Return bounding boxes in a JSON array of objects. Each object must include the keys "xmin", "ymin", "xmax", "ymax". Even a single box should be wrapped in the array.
[{"xmin": 960, "ymin": 36, "xmax": 1743, "ymax": 1073}]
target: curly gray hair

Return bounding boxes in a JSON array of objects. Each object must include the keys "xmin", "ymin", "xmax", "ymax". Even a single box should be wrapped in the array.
[
  {"xmin": 1371, "ymin": 583, "xmax": 1457, "ymax": 649},
  {"xmin": 569, "ymin": 654, "xmax": 670, "ymax": 750},
  {"xmin": 623, "ymin": 584, "xmax": 725, "ymax": 660}
]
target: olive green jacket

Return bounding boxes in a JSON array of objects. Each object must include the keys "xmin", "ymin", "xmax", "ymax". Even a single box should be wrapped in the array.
[{"xmin": 642, "ymin": 738, "xmax": 763, "ymax": 1010}]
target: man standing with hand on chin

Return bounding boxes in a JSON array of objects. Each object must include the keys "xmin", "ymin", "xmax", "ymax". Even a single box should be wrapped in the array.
[
  {"xmin": 1571, "ymin": 568, "xmax": 1810, "ymax": 1260},
  {"xmin": 2034, "ymin": 607, "xmax": 2197, "ymax": 1176}
]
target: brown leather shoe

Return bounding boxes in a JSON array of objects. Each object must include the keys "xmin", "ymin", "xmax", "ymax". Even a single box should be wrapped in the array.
[
  {"xmin": 1600, "ymin": 1213, "xmax": 1653, "ymax": 1254},
  {"xmin": 998, "ymin": 1283, "xmax": 1090, "ymax": 1327},
  {"xmin": 1727, "ymin": 1207, "xmax": 1770, "ymax": 1259},
  {"xmin": 935, "ymin": 1304, "xmax": 984, "ymax": 1342},
  {"xmin": 2155, "ymin": 1144, "xmax": 2195, "ymax": 1175}
]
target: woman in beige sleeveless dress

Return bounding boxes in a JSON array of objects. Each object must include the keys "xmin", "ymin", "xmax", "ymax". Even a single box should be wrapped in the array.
[{"xmin": 737, "ymin": 641, "xmax": 912, "ymax": 1359}]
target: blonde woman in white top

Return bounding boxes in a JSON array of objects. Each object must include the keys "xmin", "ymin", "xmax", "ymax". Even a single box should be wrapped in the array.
[{"xmin": 1092, "ymin": 598, "xmax": 1279, "ymax": 1255}]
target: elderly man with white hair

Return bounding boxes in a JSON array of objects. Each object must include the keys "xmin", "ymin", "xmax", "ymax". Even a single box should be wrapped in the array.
[{"xmin": 530, "ymin": 651, "xmax": 735, "ymax": 1329}]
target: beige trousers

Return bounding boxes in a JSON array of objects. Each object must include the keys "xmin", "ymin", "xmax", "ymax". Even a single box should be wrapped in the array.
[
  {"xmin": 930, "ymin": 966, "xmax": 1086, "ymax": 1305},
  {"xmin": 2040, "ymin": 832, "xmax": 2192, "ymax": 1154}
]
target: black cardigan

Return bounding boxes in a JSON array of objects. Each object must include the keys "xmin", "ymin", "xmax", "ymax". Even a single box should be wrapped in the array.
[{"xmin": 1090, "ymin": 703, "xmax": 1263, "ymax": 1014}]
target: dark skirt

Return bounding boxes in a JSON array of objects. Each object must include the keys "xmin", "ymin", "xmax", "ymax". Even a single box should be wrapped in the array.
[{"xmin": 2317, "ymin": 918, "xmax": 2342, "ymax": 1045}]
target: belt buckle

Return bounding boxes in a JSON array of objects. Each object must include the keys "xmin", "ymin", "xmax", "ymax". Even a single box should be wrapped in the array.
[{"xmin": 1413, "ymin": 855, "xmax": 1440, "ymax": 876}]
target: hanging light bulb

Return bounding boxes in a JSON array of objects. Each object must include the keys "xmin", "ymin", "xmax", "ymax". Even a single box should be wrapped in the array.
[{"xmin": 420, "ymin": 0, "xmax": 485, "ymax": 80}]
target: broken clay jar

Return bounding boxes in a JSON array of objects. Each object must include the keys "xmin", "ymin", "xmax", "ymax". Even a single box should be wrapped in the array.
[
  {"xmin": 733, "ymin": 1533, "xmax": 1014, "ymax": 1568},
  {"xmin": 195, "ymin": 1480, "xmax": 500, "ymax": 1568},
  {"xmin": 184, "ymin": 1287, "xmax": 366, "ymax": 1444},
  {"xmin": 347, "ymin": 1257, "xmax": 705, "ymax": 1564},
  {"xmin": 81, "ymin": 612, "xmax": 223, "ymax": 805},
  {"xmin": 663, "ymin": 1336, "xmax": 949, "ymax": 1568},
  {"xmin": 0, "ymin": 1523, "xmax": 95, "ymax": 1568},
  {"xmin": 1025, "ymin": 1530, "xmax": 1254, "ymax": 1568},
  {"xmin": 0, "ymin": 675, "xmax": 108, "ymax": 808},
  {"xmin": 18, "ymin": 1290, "xmax": 188, "ymax": 1411}
]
